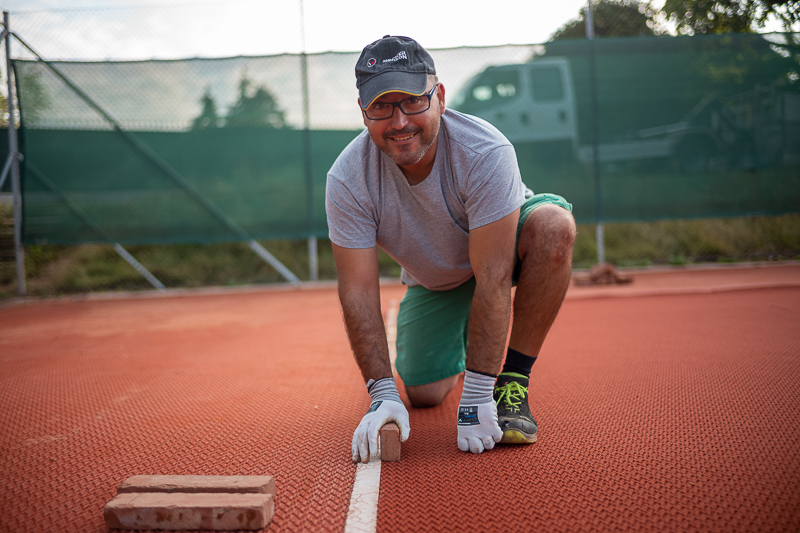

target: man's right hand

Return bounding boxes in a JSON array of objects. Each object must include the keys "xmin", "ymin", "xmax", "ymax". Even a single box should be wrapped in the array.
[{"xmin": 352, "ymin": 398, "xmax": 410, "ymax": 463}]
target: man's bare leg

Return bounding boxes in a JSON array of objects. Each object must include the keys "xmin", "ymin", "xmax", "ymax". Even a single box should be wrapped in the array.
[
  {"xmin": 405, "ymin": 205, "xmax": 574, "ymax": 411},
  {"xmin": 405, "ymin": 375, "xmax": 460, "ymax": 407},
  {"xmin": 509, "ymin": 204, "xmax": 576, "ymax": 355},
  {"xmin": 494, "ymin": 204, "xmax": 575, "ymax": 443}
]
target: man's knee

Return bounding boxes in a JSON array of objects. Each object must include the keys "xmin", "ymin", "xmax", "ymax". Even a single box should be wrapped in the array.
[
  {"xmin": 405, "ymin": 374, "xmax": 460, "ymax": 408},
  {"xmin": 519, "ymin": 204, "xmax": 576, "ymax": 265}
]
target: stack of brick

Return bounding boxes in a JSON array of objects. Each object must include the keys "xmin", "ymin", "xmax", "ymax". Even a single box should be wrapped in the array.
[{"xmin": 104, "ymin": 475, "xmax": 275, "ymax": 530}]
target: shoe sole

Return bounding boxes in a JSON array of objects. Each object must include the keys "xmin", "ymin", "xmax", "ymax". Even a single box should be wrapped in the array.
[{"xmin": 500, "ymin": 429, "xmax": 537, "ymax": 444}]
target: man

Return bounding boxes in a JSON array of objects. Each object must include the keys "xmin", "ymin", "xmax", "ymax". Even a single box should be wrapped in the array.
[{"xmin": 326, "ymin": 36, "xmax": 576, "ymax": 463}]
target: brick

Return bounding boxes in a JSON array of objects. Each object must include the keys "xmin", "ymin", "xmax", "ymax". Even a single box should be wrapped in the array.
[
  {"xmin": 380, "ymin": 422, "xmax": 401, "ymax": 461},
  {"xmin": 118, "ymin": 475, "xmax": 275, "ymax": 496},
  {"xmin": 104, "ymin": 492, "xmax": 273, "ymax": 531}
]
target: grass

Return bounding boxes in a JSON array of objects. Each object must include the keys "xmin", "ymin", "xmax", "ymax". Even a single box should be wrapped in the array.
[
  {"xmin": 1, "ymin": 201, "xmax": 798, "ymax": 298},
  {"xmin": 573, "ymin": 215, "xmax": 800, "ymax": 269}
]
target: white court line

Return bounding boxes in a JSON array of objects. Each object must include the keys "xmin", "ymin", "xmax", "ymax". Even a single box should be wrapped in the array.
[
  {"xmin": 343, "ymin": 460, "xmax": 382, "ymax": 533},
  {"xmin": 343, "ymin": 298, "xmax": 400, "ymax": 533}
]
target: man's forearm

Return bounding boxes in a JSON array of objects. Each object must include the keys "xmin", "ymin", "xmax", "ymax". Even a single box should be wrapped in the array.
[
  {"xmin": 465, "ymin": 280, "xmax": 512, "ymax": 375},
  {"xmin": 338, "ymin": 286, "xmax": 393, "ymax": 382}
]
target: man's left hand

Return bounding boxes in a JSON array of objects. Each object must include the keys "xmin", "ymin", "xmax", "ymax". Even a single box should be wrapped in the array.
[
  {"xmin": 456, "ymin": 370, "xmax": 503, "ymax": 453},
  {"xmin": 457, "ymin": 400, "xmax": 502, "ymax": 453}
]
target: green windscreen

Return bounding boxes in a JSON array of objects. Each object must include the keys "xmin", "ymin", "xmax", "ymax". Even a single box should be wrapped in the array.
[{"xmin": 13, "ymin": 33, "xmax": 800, "ymax": 245}]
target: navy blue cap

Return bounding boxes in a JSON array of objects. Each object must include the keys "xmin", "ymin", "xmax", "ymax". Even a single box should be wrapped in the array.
[{"xmin": 355, "ymin": 35, "xmax": 436, "ymax": 110}]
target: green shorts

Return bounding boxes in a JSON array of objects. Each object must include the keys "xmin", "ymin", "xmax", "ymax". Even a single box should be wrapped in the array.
[{"xmin": 395, "ymin": 193, "xmax": 572, "ymax": 386}]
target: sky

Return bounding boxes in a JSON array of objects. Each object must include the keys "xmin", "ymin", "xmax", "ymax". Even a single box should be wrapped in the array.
[
  {"xmin": 2, "ymin": 0, "xmax": 611, "ymax": 60},
  {"xmin": 1, "ymin": 0, "xmax": 605, "ymax": 131},
  {"xmin": 1, "ymin": 0, "xmax": 791, "ymax": 61},
  {"xmin": 1, "ymin": 0, "xmax": 792, "ymax": 131}
]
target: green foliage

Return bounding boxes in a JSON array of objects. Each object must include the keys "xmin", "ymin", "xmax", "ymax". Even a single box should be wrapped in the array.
[
  {"xmin": 551, "ymin": 0, "xmax": 663, "ymax": 40},
  {"xmin": 572, "ymin": 215, "xmax": 800, "ymax": 268},
  {"xmin": 190, "ymin": 87, "xmax": 221, "ymax": 130},
  {"xmin": 549, "ymin": 1, "xmax": 799, "ymax": 50},
  {"xmin": 189, "ymin": 71, "xmax": 288, "ymax": 130},
  {"xmin": 14, "ymin": 63, "xmax": 51, "ymax": 124},
  {"xmin": 659, "ymin": 0, "xmax": 799, "ymax": 35},
  {"xmin": 224, "ymin": 71, "xmax": 287, "ymax": 128},
  {"xmin": 21, "ymin": 243, "xmax": 61, "ymax": 277},
  {"xmin": 2, "ymin": 64, "xmax": 51, "ymax": 128},
  {"xmin": 0, "ymin": 89, "xmax": 7, "ymax": 128}
]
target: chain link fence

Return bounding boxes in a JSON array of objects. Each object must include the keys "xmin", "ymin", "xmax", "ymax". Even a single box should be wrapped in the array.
[{"xmin": 1, "ymin": 2, "xmax": 799, "ymax": 295}]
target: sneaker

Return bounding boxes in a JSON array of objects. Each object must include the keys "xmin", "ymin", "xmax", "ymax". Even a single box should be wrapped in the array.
[{"xmin": 494, "ymin": 372, "xmax": 538, "ymax": 444}]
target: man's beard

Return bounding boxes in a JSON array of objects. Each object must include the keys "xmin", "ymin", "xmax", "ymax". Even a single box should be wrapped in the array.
[{"xmin": 378, "ymin": 120, "xmax": 440, "ymax": 167}]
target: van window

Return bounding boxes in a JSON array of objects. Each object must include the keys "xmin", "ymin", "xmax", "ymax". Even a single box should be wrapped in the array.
[
  {"xmin": 463, "ymin": 69, "xmax": 520, "ymax": 110},
  {"xmin": 530, "ymin": 67, "xmax": 564, "ymax": 102}
]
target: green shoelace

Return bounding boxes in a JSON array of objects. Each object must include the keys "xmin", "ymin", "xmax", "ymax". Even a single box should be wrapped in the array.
[{"xmin": 494, "ymin": 380, "xmax": 528, "ymax": 410}]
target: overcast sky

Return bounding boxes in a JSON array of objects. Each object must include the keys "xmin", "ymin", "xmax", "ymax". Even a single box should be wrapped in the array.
[
  {"xmin": 0, "ymin": 0, "xmax": 613, "ymax": 130},
  {"xmin": 2, "ymin": 0, "xmax": 792, "ymax": 130},
  {"xmin": 1, "ymin": 0, "xmax": 791, "ymax": 61},
  {"xmin": 2, "ymin": 0, "xmax": 620, "ymax": 60}
]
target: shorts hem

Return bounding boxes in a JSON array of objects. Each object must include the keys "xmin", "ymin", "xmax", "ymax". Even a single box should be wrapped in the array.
[{"xmin": 396, "ymin": 362, "xmax": 466, "ymax": 387}]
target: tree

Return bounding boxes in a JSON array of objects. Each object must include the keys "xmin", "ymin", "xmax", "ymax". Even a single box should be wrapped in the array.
[
  {"xmin": 0, "ymin": 88, "xmax": 7, "ymax": 129},
  {"xmin": 190, "ymin": 87, "xmax": 221, "ymax": 130},
  {"xmin": 550, "ymin": 0, "xmax": 663, "ymax": 40},
  {"xmin": 5, "ymin": 63, "xmax": 50, "ymax": 126},
  {"xmin": 224, "ymin": 71, "xmax": 287, "ymax": 129},
  {"xmin": 658, "ymin": 0, "xmax": 799, "ymax": 35}
]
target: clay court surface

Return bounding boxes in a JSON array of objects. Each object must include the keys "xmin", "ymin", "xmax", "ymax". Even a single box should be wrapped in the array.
[{"xmin": 1, "ymin": 263, "xmax": 799, "ymax": 532}]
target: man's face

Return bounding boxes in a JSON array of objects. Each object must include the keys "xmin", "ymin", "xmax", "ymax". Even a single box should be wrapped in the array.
[{"xmin": 360, "ymin": 82, "xmax": 446, "ymax": 169}]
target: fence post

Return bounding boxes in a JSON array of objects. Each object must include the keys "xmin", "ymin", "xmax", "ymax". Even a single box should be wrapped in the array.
[
  {"xmin": 4, "ymin": 11, "xmax": 25, "ymax": 295},
  {"xmin": 586, "ymin": 1, "xmax": 605, "ymax": 265},
  {"xmin": 301, "ymin": 56, "xmax": 317, "ymax": 281},
  {"xmin": 299, "ymin": 0, "xmax": 318, "ymax": 281}
]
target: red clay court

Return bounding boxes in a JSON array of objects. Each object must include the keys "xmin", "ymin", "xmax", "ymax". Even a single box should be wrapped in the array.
[{"xmin": 1, "ymin": 263, "xmax": 799, "ymax": 532}]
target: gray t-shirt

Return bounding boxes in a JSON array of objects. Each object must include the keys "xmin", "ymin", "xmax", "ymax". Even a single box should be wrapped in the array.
[{"xmin": 326, "ymin": 110, "xmax": 526, "ymax": 291}]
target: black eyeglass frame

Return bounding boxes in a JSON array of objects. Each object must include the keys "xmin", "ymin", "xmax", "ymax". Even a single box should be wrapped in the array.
[{"xmin": 364, "ymin": 83, "xmax": 440, "ymax": 120}]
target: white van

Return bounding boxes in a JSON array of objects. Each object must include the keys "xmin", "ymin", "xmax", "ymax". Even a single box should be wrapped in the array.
[
  {"xmin": 451, "ymin": 58, "xmax": 797, "ymax": 171},
  {"xmin": 450, "ymin": 58, "xmax": 578, "ymax": 149}
]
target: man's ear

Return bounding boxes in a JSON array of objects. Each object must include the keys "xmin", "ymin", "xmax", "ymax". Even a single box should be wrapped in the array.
[
  {"xmin": 358, "ymin": 98, "xmax": 369, "ymax": 127},
  {"xmin": 437, "ymin": 84, "xmax": 446, "ymax": 115}
]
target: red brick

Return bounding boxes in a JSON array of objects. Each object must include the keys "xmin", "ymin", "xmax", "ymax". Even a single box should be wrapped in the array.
[
  {"xmin": 118, "ymin": 475, "xmax": 275, "ymax": 496},
  {"xmin": 380, "ymin": 422, "xmax": 401, "ymax": 461},
  {"xmin": 104, "ymin": 492, "xmax": 273, "ymax": 530}
]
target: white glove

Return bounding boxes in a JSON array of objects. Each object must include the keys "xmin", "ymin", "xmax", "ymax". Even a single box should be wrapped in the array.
[
  {"xmin": 457, "ymin": 370, "xmax": 502, "ymax": 454},
  {"xmin": 352, "ymin": 378, "xmax": 410, "ymax": 463}
]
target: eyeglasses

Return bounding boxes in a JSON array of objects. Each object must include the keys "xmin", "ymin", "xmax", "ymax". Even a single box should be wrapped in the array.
[{"xmin": 364, "ymin": 84, "xmax": 439, "ymax": 120}]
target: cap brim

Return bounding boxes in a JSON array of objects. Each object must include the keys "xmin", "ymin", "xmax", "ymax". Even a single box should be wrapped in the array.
[{"xmin": 359, "ymin": 71, "xmax": 429, "ymax": 110}]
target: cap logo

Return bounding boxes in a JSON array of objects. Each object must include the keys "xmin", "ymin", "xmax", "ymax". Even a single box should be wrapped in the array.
[
  {"xmin": 383, "ymin": 51, "xmax": 407, "ymax": 63},
  {"xmin": 367, "ymin": 58, "xmax": 376, "ymax": 67}
]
